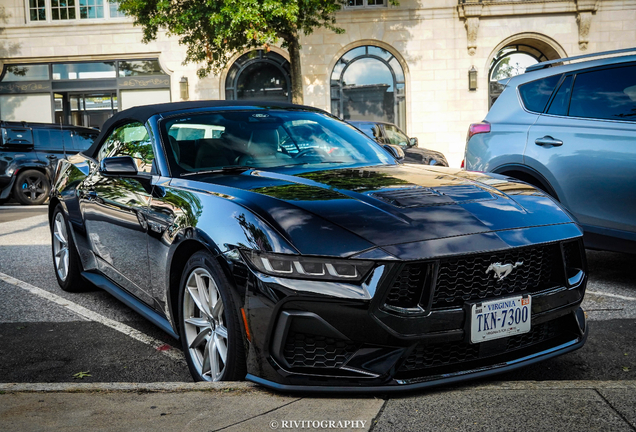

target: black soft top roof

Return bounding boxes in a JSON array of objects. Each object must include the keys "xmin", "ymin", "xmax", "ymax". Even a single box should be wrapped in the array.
[{"xmin": 85, "ymin": 99, "xmax": 322, "ymax": 159}]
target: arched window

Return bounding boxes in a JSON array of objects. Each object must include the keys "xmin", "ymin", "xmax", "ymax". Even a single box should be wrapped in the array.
[
  {"xmin": 225, "ymin": 50, "xmax": 291, "ymax": 102},
  {"xmin": 331, "ymin": 45, "xmax": 406, "ymax": 130},
  {"xmin": 489, "ymin": 45, "xmax": 548, "ymax": 107}
]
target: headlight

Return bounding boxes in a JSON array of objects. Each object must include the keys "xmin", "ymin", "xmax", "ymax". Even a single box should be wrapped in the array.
[{"xmin": 242, "ymin": 250, "xmax": 374, "ymax": 282}]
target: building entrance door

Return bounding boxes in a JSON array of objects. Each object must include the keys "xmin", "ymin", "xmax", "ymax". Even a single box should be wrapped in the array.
[{"xmin": 55, "ymin": 92, "xmax": 118, "ymax": 128}]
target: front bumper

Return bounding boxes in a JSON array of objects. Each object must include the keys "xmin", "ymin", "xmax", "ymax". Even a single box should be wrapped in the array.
[
  {"xmin": 248, "ymin": 309, "xmax": 587, "ymax": 393},
  {"xmin": 233, "ymin": 239, "xmax": 587, "ymax": 392}
]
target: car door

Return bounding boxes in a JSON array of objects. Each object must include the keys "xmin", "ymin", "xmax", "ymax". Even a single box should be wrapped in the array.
[
  {"xmin": 525, "ymin": 64, "xmax": 636, "ymax": 235},
  {"xmin": 79, "ymin": 121, "xmax": 156, "ymax": 305}
]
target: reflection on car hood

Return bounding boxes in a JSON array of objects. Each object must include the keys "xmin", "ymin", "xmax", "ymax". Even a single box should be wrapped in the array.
[{"xmin": 186, "ymin": 164, "xmax": 575, "ymax": 254}]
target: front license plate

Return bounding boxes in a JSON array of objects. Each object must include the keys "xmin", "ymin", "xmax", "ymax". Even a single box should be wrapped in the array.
[{"xmin": 470, "ymin": 295, "xmax": 531, "ymax": 343}]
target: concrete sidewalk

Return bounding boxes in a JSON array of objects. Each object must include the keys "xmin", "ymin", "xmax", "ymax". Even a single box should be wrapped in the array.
[{"xmin": 1, "ymin": 381, "xmax": 635, "ymax": 431}]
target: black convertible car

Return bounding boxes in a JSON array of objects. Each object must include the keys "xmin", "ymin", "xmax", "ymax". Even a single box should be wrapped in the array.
[{"xmin": 50, "ymin": 101, "xmax": 587, "ymax": 392}]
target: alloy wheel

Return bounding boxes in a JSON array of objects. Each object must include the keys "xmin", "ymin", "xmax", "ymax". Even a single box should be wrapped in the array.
[
  {"xmin": 182, "ymin": 268, "xmax": 229, "ymax": 381},
  {"xmin": 21, "ymin": 175, "xmax": 46, "ymax": 202},
  {"xmin": 52, "ymin": 212, "xmax": 69, "ymax": 281}
]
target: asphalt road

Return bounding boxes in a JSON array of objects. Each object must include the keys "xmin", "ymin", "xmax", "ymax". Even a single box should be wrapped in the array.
[{"xmin": 0, "ymin": 207, "xmax": 634, "ymax": 389}]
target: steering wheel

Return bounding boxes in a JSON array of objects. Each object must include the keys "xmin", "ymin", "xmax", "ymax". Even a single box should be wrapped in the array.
[{"xmin": 293, "ymin": 148, "xmax": 329, "ymax": 159}]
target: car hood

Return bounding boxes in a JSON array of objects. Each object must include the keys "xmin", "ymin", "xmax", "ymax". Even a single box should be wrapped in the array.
[
  {"xmin": 179, "ymin": 164, "xmax": 577, "ymax": 258},
  {"xmin": 403, "ymin": 148, "xmax": 447, "ymax": 164}
]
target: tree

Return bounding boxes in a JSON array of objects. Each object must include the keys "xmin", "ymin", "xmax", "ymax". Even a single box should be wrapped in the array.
[{"xmin": 116, "ymin": 0, "xmax": 350, "ymax": 104}]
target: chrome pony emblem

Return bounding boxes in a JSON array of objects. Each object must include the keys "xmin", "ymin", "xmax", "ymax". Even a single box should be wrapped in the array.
[{"xmin": 486, "ymin": 261, "xmax": 523, "ymax": 281}]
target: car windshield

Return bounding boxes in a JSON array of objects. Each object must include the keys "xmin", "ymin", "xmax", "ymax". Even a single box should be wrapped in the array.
[{"xmin": 161, "ymin": 110, "xmax": 395, "ymax": 174}]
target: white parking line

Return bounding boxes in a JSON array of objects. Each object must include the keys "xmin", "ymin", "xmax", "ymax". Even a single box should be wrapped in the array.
[
  {"xmin": 586, "ymin": 290, "xmax": 636, "ymax": 302},
  {"xmin": 0, "ymin": 271, "xmax": 185, "ymax": 363}
]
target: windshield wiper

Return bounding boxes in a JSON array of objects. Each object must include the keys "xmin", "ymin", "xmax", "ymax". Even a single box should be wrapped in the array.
[{"xmin": 180, "ymin": 166, "xmax": 253, "ymax": 177}]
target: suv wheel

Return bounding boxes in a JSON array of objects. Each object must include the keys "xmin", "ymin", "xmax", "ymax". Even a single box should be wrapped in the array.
[
  {"xmin": 13, "ymin": 170, "xmax": 50, "ymax": 205},
  {"xmin": 179, "ymin": 251, "xmax": 247, "ymax": 382}
]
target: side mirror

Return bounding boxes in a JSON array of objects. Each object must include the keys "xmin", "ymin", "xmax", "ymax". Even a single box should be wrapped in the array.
[
  {"xmin": 409, "ymin": 137, "xmax": 418, "ymax": 148},
  {"xmin": 100, "ymin": 156, "xmax": 138, "ymax": 176},
  {"xmin": 383, "ymin": 144, "xmax": 405, "ymax": 161}
]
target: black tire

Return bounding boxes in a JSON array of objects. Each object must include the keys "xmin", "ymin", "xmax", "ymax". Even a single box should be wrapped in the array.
[
  {"xmin": 13, "ymin": 170, "xmax": 50, "ymax": 205},
  {"xmin": 178, "ymin": 251, "xmax": 246, "ymax": 382},
  {"xmin": 51, "ymin": 204, "xmax": 85, "ymax": 292}
]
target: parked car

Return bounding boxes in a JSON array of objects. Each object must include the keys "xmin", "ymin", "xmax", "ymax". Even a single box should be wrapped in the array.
[
  {"xmin": 464, "ymin": 48, "xmax": 636, "ymax": 254},
  {"xmin": 348, "ymin": 120, "xmax": 449, "ymax": 166},
  {"xmin": 51, "ymin": 100, "xmax": 587, "ymax": 392},
  {"xmin": 0, "ymin": 121, "xmax": 98, "ymax": 205}
]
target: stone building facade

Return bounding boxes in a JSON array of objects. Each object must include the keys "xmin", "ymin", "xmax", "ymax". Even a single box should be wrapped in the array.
[{"xmin": 0, "ymin": 0, "xmax": 634, "ymax": 166}]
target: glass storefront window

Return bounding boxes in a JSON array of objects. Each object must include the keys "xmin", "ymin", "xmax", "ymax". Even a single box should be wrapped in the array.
[
  {"xmin": 225, "ymin": 50, "xmax": 291, "ymax": 102},
  {"xmin": 489, "ymin": 45, "xmax": 548, "ymax": 108},
  {"xmin": 52, "ymin": 0, "xmax": 76, "ymax": 20},
  {"xmin": 52, "ymin": 62, "xmax": 116, "ymax": 80},
  {"xmin": 1, "ymin": 64, "xmax": 49, "ymax": 82},
  {"xmin": 237, "ymin": 63, "xmax": 288, "ymax": 101},
  {"xmin": 84, "ymin": 94, "xmax": 113, "ymax": 110},
  {"xmin": 331, "ymin": 45, "xmax": 406, "ymax": 130},
  {"xmin": 79, "ymin": 0, "xmax": 104, "ymax": 19},
  {"xmin": 118, "ymin": 60, "xmax": 164, "ymax": 77}
]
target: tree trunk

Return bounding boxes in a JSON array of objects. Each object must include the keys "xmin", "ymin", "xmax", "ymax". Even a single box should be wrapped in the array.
[{"xmin": 287, "ymin": 37, "xmax": 304, "ymax": 105}]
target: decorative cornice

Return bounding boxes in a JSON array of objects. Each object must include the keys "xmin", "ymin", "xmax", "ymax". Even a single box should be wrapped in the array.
[{"xmin": 576, "ymin": 0, "xmax": 600, "ymax": 50}]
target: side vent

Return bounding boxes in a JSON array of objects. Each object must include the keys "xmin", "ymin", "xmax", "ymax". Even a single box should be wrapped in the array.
[{"xmin": 382, "ymin": 263, "xmax": 434, "ymax": 315}]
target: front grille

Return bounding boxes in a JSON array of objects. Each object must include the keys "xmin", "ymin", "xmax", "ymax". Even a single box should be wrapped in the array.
[
  {"xmin": 433, "ymin": 243, "xmax": 562, "ymax": 309},
  {"xmin": 283, "ymin": 332, "xmax": 358, "ymax": 369},
  {"xmin": 384, "ymin": 264, "xmax": 428, "ymax": 309},
  {"xmin": 399, "ymin": 318, "xmax": 564, "ymax": 372}
]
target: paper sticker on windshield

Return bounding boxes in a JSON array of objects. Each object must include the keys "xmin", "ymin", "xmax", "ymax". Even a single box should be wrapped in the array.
[{"xmin": 252, "ymin": 114, "xmax": 270, "ymax": 118}]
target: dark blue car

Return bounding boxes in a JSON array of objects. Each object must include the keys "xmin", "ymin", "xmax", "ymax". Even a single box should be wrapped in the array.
[{"xmin": 50, "ymin": 101, "xmax": 587, "ymax": 392}]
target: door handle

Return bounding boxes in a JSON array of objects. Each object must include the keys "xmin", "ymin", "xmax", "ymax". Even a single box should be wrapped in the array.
[{"xmin": 535, "ymin": 136, "xmax": 563, "ymax": 147}]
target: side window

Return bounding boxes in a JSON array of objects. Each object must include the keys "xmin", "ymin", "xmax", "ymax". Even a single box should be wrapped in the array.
[
  {"xmin": 569, "ymin": 65, "xmax": 636, "ymax": 121},
  {"xmin": 383, "ymin": 125, "xmax": 409, "ymax": 146},
  {"xmin": 72, "ymin": 131, "xmax": 98, "ymax": 152},
  {"xmin": 34, "ymin": 129, "xmax": 65, "ymax": 151},
  {"xmin": 547, "ymin": 75, "xmax": 573, "ymax": 116},
  {"xmin": 518, "ymin": 74, "xmax": 561, "ymax": 113},
  {"xmin": 98, "ymin": 122, "xmax": 154, "ymax": 173},
  {"xmin": 356, "ymin": 123, "xmax": 381, "ymax": 141}
]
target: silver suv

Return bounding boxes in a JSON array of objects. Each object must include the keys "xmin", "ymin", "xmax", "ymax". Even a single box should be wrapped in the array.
[{"xmin": 465, "ymin": 48, "xmax": 636, "ymax": 253}]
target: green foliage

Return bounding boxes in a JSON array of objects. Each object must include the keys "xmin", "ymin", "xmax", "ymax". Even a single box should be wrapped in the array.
[{"xmin": 116, "ymin": 0, "xmax": 395, "ymax": 78}]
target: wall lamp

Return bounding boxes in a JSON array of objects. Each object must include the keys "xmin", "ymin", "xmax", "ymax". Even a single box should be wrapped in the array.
[
  {"xmin": 468, "ymin": 66, "xmax": 477, "ymax": 91},
  {"xmin": 179, "ymin": 76, "xmax": 189, "ymax": 100}
]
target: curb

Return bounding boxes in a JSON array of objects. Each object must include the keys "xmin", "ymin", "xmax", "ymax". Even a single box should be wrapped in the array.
[
  {"xmin": 1, "ymin": 380, "xmax": 635, "ymax": 393},
  {"xmin": 0, "ymin": 382, "xmax": 258, "ymax": 393}
]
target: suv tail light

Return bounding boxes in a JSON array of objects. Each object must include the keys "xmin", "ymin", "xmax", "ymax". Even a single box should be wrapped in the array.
[{"xmin": 467, "ymin": 122, "xmax": 491, "ymax": 142}]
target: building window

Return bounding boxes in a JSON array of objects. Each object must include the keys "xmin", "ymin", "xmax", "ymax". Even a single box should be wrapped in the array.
[
  {"xmin": 51, "ymin": 0, "xmax": 76, "ymax": 20},
  {"xmin": 118, "ymin": 60, "xmax": 164, "ymax": 77},
  {"xmin": 225, "ymin": 50, "xmax": 291, "ymax": 102},
  {"xmin": 346, "ymin": 0, "xmax": 386, "ymax": 7},
  {"xmin": 489, "ymin": 45, "xmax": 547, "ymax": 107},
  {"xmin": 331, "ymin": 45, "xmax": 406, "ymax": 131},
  {"xmin": 1, "ymin": 64, "xmax": 50, "ymax": 81},
  {"xmin": 26, "ymin": 0, "xmax": 125, "ymax": 22},
  {"xmin": 52, "ymin": 62, "xmax": 116, "ymax": 80},
  {"xmin": 109, "ymin": 1, "xmax": 126, "ymax": 18},
  {"xmin": 79, "ymin": 0, "xmax": 104, "ymax": 19},
  {"xmin": 29, "ymin": 0, "xmax": 46, "ymax": 21}
]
